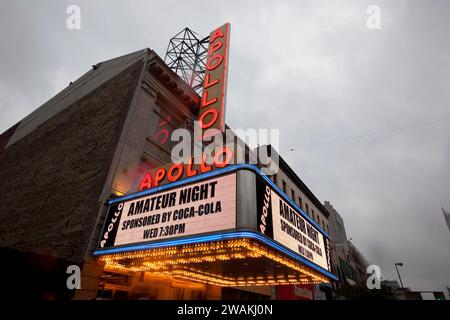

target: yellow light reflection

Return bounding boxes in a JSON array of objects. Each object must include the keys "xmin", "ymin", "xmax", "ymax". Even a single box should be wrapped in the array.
[{"xmin": 98, "ymin": 239, "xmax": 330, "ymax": 286}]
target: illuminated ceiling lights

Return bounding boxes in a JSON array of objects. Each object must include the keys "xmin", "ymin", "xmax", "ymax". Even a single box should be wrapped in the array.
[{"xmin": 98, "ymin": 239, "xmax": 330, "ymax": 286}]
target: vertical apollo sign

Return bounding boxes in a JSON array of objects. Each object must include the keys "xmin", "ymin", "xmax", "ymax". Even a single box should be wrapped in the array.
[{"xmin": 199, "ymin": 23, "xmax": 230, "ymax": 136}]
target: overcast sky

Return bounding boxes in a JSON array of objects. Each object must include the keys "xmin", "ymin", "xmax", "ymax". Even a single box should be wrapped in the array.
[{"xmin": 1, "ymin": 0, "xmax": 449, "ymax": 297}]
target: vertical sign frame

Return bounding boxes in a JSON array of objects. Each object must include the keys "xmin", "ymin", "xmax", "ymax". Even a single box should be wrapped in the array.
[{"xmin": 199, "ymin": 23, "xmax": 231, "ymax": 136}]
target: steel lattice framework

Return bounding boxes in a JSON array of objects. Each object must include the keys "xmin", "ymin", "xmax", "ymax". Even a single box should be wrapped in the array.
[{"xmin": 164, "ymin": 28, "xmax": 209, "ymax": 93}]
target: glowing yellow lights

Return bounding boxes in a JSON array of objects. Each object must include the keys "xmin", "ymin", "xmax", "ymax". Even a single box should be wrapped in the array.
[
  {"xmin": 98, "ymin": 238, "xmax": 330, "ymax": 287},
  {"xmin": 113, "ymin": 190, "xmax": 125, "ymax": 196}
]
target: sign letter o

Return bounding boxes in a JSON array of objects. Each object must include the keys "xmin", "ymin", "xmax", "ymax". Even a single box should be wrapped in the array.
[
  {"xmin": 206, "ymin": 54, "xmax": 223, "ymax": 71},
  {"xmin": 199, "ymin": 108, "xmax": 219, "ymax": 129},
  {"xmin": 213, "ymin": 147, "xmax": 233, "ymax": 168},
  {"xmin": 167, "ymin": 163, "xmax": 183, "ymax": 182}
]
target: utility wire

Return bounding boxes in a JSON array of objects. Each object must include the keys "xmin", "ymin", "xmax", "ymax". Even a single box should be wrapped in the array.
[{"xmin": 287, "ymin": 116, "xmax": 450, "ymax": 152}]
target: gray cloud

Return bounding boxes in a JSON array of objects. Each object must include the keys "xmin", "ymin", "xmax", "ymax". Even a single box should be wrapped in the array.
[{"xmin": 1, "ymin": 0, "xmax": 449, "ymax": 297}]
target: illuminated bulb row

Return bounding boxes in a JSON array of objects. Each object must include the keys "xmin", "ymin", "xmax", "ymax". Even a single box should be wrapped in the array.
[
  {"xmin": 103, "ymin": 258, "xmax": 326, "ymax": 284},
  {"xmin": 99, "ymin": 238, "xmax": 330, "ymax": 284},
  {"xmin": 159, "ymin": 269, "xmax": 319, "ymax": 287},
  {"xmin": 102, "ymin": 261, "xmax": 324, "ymax": 287},
  {"xmin": 139, "ymin": 250, "xmax": 262, "ymax": 268},
  {"xmin": 99, "ymin": 239, "xmax": 246, "ymax": 258},
  {"xmin": 239, "ymin": 242, "xmax": 329, "ymax": 283},
  {"xmin": 100, "ymin": 241, "xmax": 255, "ymax": 266},
  {"xmin": 101, "ymin": 247, "xmax": 251, "ymax": 267},
  {"xmin": 99, "ymin": 239, "xmax": 251, "ymax": 261},
  {"xmin": 161, "ymin": 265, "xmax": 318, "ymax": 286}
]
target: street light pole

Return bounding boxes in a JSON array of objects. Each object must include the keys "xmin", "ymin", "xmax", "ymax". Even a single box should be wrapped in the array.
[{"xmin": 395, "ymin": 263, "xmax": 405, "ymax": 289}]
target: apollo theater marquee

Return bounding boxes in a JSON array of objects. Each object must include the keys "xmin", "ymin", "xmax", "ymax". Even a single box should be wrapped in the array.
[{"xmin": 94, "ymin": 23, "xmax": 337, "ymax": 293}]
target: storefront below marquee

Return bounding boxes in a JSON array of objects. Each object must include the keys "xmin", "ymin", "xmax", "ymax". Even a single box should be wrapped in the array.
[{"xmin": 93, "ymin": 165, "xmax": 337, "ymax": 300}]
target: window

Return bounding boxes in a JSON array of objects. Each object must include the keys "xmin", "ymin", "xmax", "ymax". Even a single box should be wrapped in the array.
[
  {"xmin": 291, "ymin": 190, "xmax": 295, "ymax": 203},
  {"xmin": 312, "ymin": 209, "xmax": 315, "ymax": 221},
  {"xmin": 306, "ymin": 203, "xmax": 309, "ymax": 215},
  {"xmin": 298, "ymin": 197, "xmax": 303, "ymax": 210},
  {"xmin": 282, "ymin": 180, "xmax": 287, "ymax": 193}
]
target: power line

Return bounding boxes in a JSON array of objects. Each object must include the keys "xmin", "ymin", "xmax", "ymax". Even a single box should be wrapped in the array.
[{"xmin": 287, "ymin": 116, "xmax": 450, "ymax": 152}]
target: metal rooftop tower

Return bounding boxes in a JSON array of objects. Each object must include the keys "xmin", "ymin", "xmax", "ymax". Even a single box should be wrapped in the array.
[{"xmin": 164, "ymin": 28, "xmax": 209, "ymax": 93}]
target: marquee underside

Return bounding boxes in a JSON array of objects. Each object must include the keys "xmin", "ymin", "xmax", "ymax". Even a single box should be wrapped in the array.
[{"xmin": 97, "ymin": 238, "xmax": 330, "ymax": 287}]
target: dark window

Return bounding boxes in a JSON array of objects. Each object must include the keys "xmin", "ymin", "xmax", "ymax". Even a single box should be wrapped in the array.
[
  {"xmin": 298, "ymin": 197, "xmax": 303, "ymax": 210},
  {"xmin": 282, "ymin": 180, "xmax": 287, "ymax": 193},
  {"xmin": 306, "ymin": 203, "xmax": 309, "ymax": 215},
  {"xmin": 291, "ymin": 190, "xmax": 295, "ymax": 203}
]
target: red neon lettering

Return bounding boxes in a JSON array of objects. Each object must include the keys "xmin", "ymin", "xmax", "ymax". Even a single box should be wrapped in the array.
[
  {"xmin": 138, "ymin": 149, "xmax": 232, "ymax": 191},
  {"xmin": 139, "ymin": 173, "xmax": 152, "ymax": 191},
  {"xmin": 167, "ymin": 163, "xmax": 183, "ymax": 182},
  {"xmin": 213, "ymin": 147, "xmax": 233, "ymax": 168},
  {"xmin": 154, "ymin": 128, "xmax": 169, "ymax": 144},
  {"xmin": 209, "ymin": 41, "xmax": 223, "ymax": 55},
  {"xmin": 210, "ymin": 29, "xmax": 224, "ymax": 44},
  {"xmin": 199, "ymin": 108, "xmax": 219, "ymax": 129},
  {"xmin": 153, "ymin": 168, "xmax": 166, "ymax": 187},
  {"xmin": 203, "ymin": 73, "xmax": 220, "ymax": 89},
  {"xmin": 201, "ymin": 90, "xmax": 218, "ymax": 108},
  {"xmin": 153, "ymin": 115, "xmax": 172, "ymax": 144},
  {"xmin": 186, "ymin": 158, "xmax": 198, "ymax": 177},
  {"xmin": 206, "ymin": 54, "xmax": 223, "ymax": 71},
  {"xmin": 200, "ymin": 154, "xmax": 212, "ymax": 173}
]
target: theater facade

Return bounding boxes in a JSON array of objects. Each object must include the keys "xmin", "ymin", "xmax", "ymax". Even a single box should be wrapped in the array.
[
  {"xmin": 0, "ymin": 24, "xmax": 337, "ymax": 300},
  {"xmin": 94, "ymin": 164, "xmax": 335, "ymax": 299}
]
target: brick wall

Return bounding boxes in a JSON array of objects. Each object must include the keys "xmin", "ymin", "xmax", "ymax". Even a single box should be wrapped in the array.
[{"xmin": 0, "ymin": 59, "xmax": 144, "ymax": 265}]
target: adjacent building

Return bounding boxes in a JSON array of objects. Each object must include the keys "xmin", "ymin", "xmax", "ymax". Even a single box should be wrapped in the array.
[
  {"xmin": 382, "ymin": 281, "xmax": 447, "ymax": 300},
  {"xmin": 324, "ymin": 201, "xmax": 369, "ymax": 287},
  {"xmin": 325, "ymin": 201, "xmax": 347, "ymax": 244}
]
